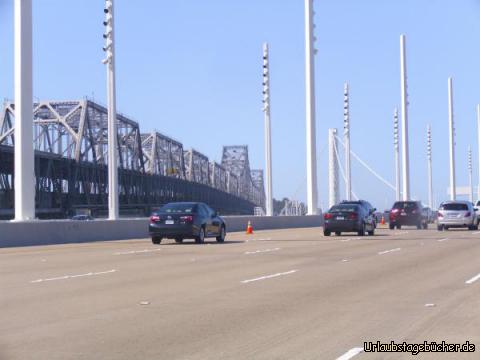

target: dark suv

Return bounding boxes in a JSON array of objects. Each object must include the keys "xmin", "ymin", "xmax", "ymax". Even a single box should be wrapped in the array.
[
  {"xmin": 340, "ymin": 200, "xmax": 377, "ymax": 227},
  {"xmin": 389, "ymin": 201, "xmax": 428, "ymax": 230},
  {"xmin": 323, "ymin": 203, "xmax": 376, "ymax": 236}
]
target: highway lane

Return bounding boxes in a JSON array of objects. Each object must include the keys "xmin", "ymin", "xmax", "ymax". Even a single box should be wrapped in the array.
[{"xmin": 1, "ymin": 226, "xmax": 479, "ymax": 359}]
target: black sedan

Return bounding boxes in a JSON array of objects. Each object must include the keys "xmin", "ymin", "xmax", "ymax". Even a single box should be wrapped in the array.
[
  {"xmin": 149, "ymin": 202, "xmax": 226, "ymax": 244},
  {"xmin": 323, "ymin": 204, "xmax": 376, "ymax": 236}
]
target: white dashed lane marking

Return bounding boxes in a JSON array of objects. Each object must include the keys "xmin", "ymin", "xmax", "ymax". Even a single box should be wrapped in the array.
[
  {"xmin": 241, "ymin": 270, "xmax": 298, "ymax": 284},
  {"xmin": 336, "ymin": 347, "xmax": 364, "ymax": 360},
  {"xmin": 114, "ymin": 249, "xmax": 162, "ymax": 255},
  {"xmin": 378, "ymin": 248, "xmax": 401, "ymax": 255},
  {"xmin": 437, "ymin": 238, "xmax": 449, "ymax": 242},
  {"xmin": 465, "ymin": 273, "xmax": 480, "ymax": 285},
  {"xmin": 244, "ymin": 248, "xmax": 280, "ymax": 255},
  {"xmin": 31, "ymin": 270, "xmax": 117, "ymax": 284}
]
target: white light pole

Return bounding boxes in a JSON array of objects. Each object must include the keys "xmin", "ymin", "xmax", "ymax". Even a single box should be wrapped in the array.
[
  {"xmin": 305, "ymin": 0, "xmax": 318, "ymax": 215},
  {"xmin": 394, "ymin": 108, "xmax": 401, "ymax": 201},
  {"xmin": 427, "ymin": 124, "xmax": 433, "ymax": 209},
  {"xmin": 103, "ymin": 0, "xmax": 119, "ymax": 220},
  {"xmin": 477, "ymin": 104, "xmax": 480, "ymax": 201},
  {"xmin": 448, "ymin": 77, "xmax": 456, "ymax": 201},
  {"xmin": 13, "ymin": 0, "xmax": 35, "ymax": 221},
  {"xmin": 468, "ymin": 146, "xmax": 473, "ymax": 203},
  {"xmin": 262, "ymin": 43, "xmax": 273, "ymax": 217},
  {"xmin": 343, "ymin": 82, "xmax": 352, "ymax": 201},
  {"xmin": 328, "ymin": 128, "xmax": 339, "ymax": 208},
  {"xmin": 400, "ymin": 34, "xmax": 410, "ymax": 201}
]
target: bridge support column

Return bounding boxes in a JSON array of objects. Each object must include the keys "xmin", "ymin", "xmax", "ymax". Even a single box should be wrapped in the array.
[
  {"xmin": 448, "ymin": 77, "xmax": 456, "ymax": 201},
  {"xmin": 328, "ymin": 129, "xmax": 339, "ymax": 208},
  {"xmin": 13, "ymin": 0, "xmax": 35, "ymax": 221},
  {"xmin": 400, "ymin": 34, "xmax": 410, "ymax": 201}
]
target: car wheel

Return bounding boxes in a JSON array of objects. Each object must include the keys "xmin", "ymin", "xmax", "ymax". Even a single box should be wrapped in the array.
[
  {"xmin": 416, "ymin": 222, "xmax": 422, "ymax": 230},
  {"xmin": 368, "ymin": 227, "xmax": 375, "ymax": 236},
  {"xmin": 216, "ymin": 226, "xmax": 226, "ymax": 243},
  {"xmin": 335, "ymin": 231, "xmax": 341, "ymax": 236},
  {"xmin": 437, "ymin": 225, "xmax": 444, "ymax": 231},
  {"xmin": 152, "ymin": 236, "xmax": 162, "ymax": 245},
  {"xmin": 175, "ymin": 237, "xmax": 183, "ymax": 243},
  {"xmin": 195, "ymin": 227, "xmax": 205, "ymax": 244},
  {"xmin": 358, "ymin": 223, "xmax": 366, "ymax": 236},
  {"xmin": 389, "ymin": 223, "xmax": 395, "ymax": 230},
  {"xmin": 422, "ymin": 222, "xmax": 428, "ymax": 230},
  {"xmin": 396, "ymin": 225, "xmax": 402, "ymax": 230},
  {"xmin": 323, "ymin": 230, "xmax": 331, "ymax": 237}
]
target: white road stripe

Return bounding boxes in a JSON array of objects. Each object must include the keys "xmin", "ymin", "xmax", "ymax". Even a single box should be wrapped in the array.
[
  {"xmin": 378, "ymin": 248, "xmax": 401, "ymax": 255},
  {"xmin": 340, "ymin": 237, "xmax": 360, "ymax": 242},
  {"xmin": 31, "ymin": 269, "xmax": 117, "ymax": 283},
  {"xmin": 472, "ymin": 231, "xmax": 480, "ymax": 235},
  {"xmin": 336, "ymin": 347, "xmax": 364, "ymax": 360},
  {"xmin": 241, "ymin": 270, "xmax": 298, "ymax": 284},
  {"xmin": 394, "ymin": 231, "xmax": 409, "ymax": 235},
  {"xmin": 244, "ymin": 248, "xmax": 280, "ymax": 255},
  {"xmin": 114, "ymin": 249, "xmax": 162, "ymax": 255},
  {"xmin": 437, "ymin": 238, "xmax": 449, "ymax": 242},
  {"xmin": 465, "ymin": 273, "xmax": 480, "ymax": 285}
]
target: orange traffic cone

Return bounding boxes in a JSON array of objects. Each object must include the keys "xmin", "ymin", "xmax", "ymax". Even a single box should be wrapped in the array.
[
  {"xmin": 381, "ymin": 216, "xmax": 385, "ymax": 225},
  {"xmin": 246, "ymin": 221, "xmax": 253, "ymax": 235}
]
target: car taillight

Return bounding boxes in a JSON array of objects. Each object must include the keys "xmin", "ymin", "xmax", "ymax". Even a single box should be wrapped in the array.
[
  {"xmin": 465, "ymin": 212, "xmax": 471, "ymax": 217},
  {"xmin": 150, "ymin": 215, "xmax": 160, "ymax": 223},
  {"xmin": 324, "ymin": 213, "xmax": 333, "ymax": 220},
  {"xmin": 180, "ymin": 215, "xmax": 194, "ymax": 223},
  {"xmin": 348, "ymin": 212, "xmax": 358, "ymax": 220}
]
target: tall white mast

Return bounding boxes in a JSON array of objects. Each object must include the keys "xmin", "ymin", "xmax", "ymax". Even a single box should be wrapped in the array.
[
  {"xmin": 328, "ymin": 128, "xmax": 339, "ymax": 208},
  {"xmin": 468, "ymin": 146, "xmax": 473, "ymax": 203},
  {"xmin": 103, "ymin": 0, "xmax": 119, "ymax": 220},
  {"xmin": 448, "ymin": 77, "xmax": 456, "ymax": 201},
  {"xmin": 262, "ymin": 43, "xmax": 273, "ymax": 216},
  {"xmin": 13, "ymin": 0, "xmax": 35, "ymax": 221},
  {"xmin": 400, "ymin": 34, "xmax": 410, "ymax": 201},
  {"xmin": 427, "ymin": 124, "xmax": 433, "ymax": 208},
  {"xmin": 477, "ymin": 105, "xmax": 480, "ymax": 201},
  {"xmin": 305, "ymin": 0, "xmax": 318, "ymax": 215},
  {"xmin": 344, "ymin": 83, "xmax": 352, "ymax": 201}
]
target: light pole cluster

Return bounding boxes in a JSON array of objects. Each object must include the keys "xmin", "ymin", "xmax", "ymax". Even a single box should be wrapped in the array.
[
  {"xmin": 343, "ymin": 83, "xmax": 352, "ymax": 201},
  {"xmin": 427, "ymin": 125, "xmax": 433, "ymax": 208},
  {"xmin": 468, "ymin": 146, "xmax": 473, "ymax": 202},
  {"xmin": 328, "ymin": 128, "xmax": 339, "ymax": 208},
  {"xmin": 394, "ymin": 108, "xmax": 400, "ymax": 202},
  {"xmin": 102, "ymin": 0, "xmax": 119, "ymax": 220},
  {"xmin": 262, "ymin": 43, "xmax": 273, "ymax": 217}
]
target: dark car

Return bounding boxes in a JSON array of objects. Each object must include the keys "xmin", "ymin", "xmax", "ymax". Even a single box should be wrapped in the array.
[
  {"xmin": 340, "ymin": 200, "xmax": 377, "ymax": 227},
  {"xmin": 323, "ymin": 203, "xmax": 376, "ymax": 236},
  {"xmin": 389, "ymin": 201, "xmax": 427, "ymax": 230},
  {"xmin": 71, "ymin": 215, "xmax": 94, "ymax": 221},
  {"xmin": 149, "ymin": 202, "xmax": 226, "ymax": 244}
]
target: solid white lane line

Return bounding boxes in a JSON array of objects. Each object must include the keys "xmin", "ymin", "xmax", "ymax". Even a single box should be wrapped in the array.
[
  {"xmin": 378, "ymin": 248, "xmax": 401, "ymax": 255},
  {"xmin": 244, "ymin": 248, "xmax": 280, "ymax": 255},
  {"xmin": 394, "ymin": 231, "xmax": 409, "ymax": 235},
  {"xmin": 336, "ymin": 347, "xmax": 364, "ymax": 360},
  {"xmin": 472, "ymin": 231, "xmax": 480, "ymax": 235},
  {"xmin": 114, "ymin": 249, "xmax": 162, "ymax": 255},
  {"xmin": 437, "ymin": 238, "xmax": 449, "ymax": 242},
  {"xmin": 241, "ymin": 270, "xmax": 298, "ymax": 284},
  {"xmin": 465, "ymin": 273, "xmax": 480, "ymax": 285},
  {"xmin": 31, "ymin": 269, "xmax": 117, "ymax": 283},
  {"xmin": 340, "ymin": 237, "xmax": 360, "ymax": 242}
]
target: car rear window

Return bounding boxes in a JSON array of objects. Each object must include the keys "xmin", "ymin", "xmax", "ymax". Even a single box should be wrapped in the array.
[
  {"xmin": 440, "ymin": 203, "xmax": 468, "ymax": 211},
  {"xmin": 393, "ymin": 202, "xmax": 418, "ymax": 210},
  {"xmin": 159, "ymin": 203, "xmax": 196, "ymax": 213},
  {"xmin": 330, "ymin": 205, "xmax": 359, "ymax": 212}
]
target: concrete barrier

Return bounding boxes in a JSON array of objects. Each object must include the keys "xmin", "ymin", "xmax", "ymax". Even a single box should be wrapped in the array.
[{"xmin": 0, "ymin": 215, "xmax": 324, "ymax": 248}]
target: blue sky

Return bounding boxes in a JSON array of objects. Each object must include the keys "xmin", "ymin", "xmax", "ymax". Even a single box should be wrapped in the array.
[{"xmin": 2, "ymin": 0, "xmax": 480, "ymax": 210}]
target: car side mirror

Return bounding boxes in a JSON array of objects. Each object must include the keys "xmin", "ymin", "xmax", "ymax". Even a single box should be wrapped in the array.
[{"xmin": 475, "ymin": 208, "xmax": 479, "ymax": 212}]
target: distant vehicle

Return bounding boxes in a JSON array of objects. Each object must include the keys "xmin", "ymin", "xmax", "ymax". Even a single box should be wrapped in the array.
[
  {"xmin": 149, "ymin": 202, "xmax": 226, "ymax": 244},
  {"xmin": 323, "ymin": 203, "xmax": 376, "ymax": 236},
  {"xmin": 437, "ymin": 201, "xmax": 478, "ymax": 231},
  {"xmin": 339, "ymin": 200, "xmax": 377, "ymax": 227},
  {"xmin": 71, "ymin": 215, "xmax": 94, "ymax": 221},
  {"xmin": 389, "ymin": 201, "xmax": 428, "ymax": 230},
  {"xmin": 422, "ymin": 207, "xmax": 436, "ymax": 224}
]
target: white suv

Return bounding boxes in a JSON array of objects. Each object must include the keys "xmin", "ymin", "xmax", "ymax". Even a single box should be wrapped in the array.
[{"xmin": 437, "ymin": 201, "xmax": 478, "ymax": 231}]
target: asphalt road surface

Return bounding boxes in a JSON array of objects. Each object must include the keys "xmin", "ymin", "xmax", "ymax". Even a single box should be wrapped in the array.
[{"xmin": 1, "ymin": 226, "xmax": 480, "ymax": 359}]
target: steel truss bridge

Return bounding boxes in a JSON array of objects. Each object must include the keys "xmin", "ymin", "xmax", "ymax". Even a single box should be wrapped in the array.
[{"xmin": 0, "ymin": 100, "xmax": 265, "ymax": 219}]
